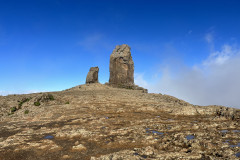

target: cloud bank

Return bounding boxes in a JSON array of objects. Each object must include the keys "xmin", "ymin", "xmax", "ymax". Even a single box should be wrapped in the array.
[
  {"xmin": 0, "ymin": 90, "xmax": 45, "ymax": 96},
  {"xmin": 135, "ymin": 44, "xmax": 240, "ymax": 109}
]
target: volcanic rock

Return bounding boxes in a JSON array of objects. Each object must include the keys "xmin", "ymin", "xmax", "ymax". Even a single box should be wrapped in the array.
[
  {"xmin": 0, "ymin": 84, "xmax": 240, "ymax": 159},
  {"xmin": 109, "ymin": 44, "xmax": 134, "ymax": 87},
  {"xmin": 86, "ymin": 67, "xmax": 99, "ymax": 84}
]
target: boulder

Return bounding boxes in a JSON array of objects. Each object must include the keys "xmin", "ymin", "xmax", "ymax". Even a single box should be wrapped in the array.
[
  {"xmin": 109, "ymin": 44, "xmax": 134, "ymax": 87},
  {"xmin": 86, "ymin": 67, "xmax": 99, "ymax": 84}
]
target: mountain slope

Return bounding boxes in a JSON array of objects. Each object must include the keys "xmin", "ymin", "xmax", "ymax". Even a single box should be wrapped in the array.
[{"xmin": 0, "ymin": 83, "xmax": 239, "ymax": 159}]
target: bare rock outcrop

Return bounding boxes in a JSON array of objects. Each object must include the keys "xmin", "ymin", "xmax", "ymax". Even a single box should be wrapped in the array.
[
  {"xmin": 86, "ymin": 67, "xmax": 99, "ymax": 84},
  {"xmin": 108, "ymin": 44, "xmax": 148, "ymax": 93},
  {"xmin": 109, "ymin": 44, "xmax": 134, "ymax": 87}
]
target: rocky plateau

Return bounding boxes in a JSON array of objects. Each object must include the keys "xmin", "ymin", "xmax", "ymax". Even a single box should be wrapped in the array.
[{"xmin": 0, "ymin": 83, "xmax": 240, "ymax": 160}]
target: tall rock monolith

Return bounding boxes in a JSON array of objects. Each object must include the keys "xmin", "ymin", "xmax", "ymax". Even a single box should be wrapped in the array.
[
  {"xmin": 109, "ymin": 44, "xmax": 134, "ymax": 87},
  {"xmin": 86, "ymin": 67, "xmax": 99, "ymax": 84}
]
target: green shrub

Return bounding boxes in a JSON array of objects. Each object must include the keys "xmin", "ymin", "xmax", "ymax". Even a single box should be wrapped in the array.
[
  {"xmin": 18, "ymin": 102, "xmax": 23, "ymax": 108},
  {"xmin": 10, "ymin": 106, "xmax": 17, "ymax": 114},
  {"xmin": 24, "ymin": 110, "xmax": 29, "ymax": 114},
  {"xmin": 18, "ymin": 98, "xmax": 30, "ymax": 108},
  {"xmin": 65, "ymin": 101, "xmax": 70, "ymax": 104},
  {"xmin": 34, "ymin": 101, "xmax": 41, "ymax": 106},
  {"xmin": 48, "ymin": 94, "xmax": 54, "ymax": 100}
]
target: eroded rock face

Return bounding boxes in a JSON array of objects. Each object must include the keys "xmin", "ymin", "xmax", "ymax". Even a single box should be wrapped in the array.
[
  {"xmin": 109, "ymin": 44, "xmax": 134, "ymax": 87},
  {"xmin": 86, "ymin": 67, "xmax": 99, "ymax": 84}
]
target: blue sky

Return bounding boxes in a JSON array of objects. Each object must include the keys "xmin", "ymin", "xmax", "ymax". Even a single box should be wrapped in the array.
[{"xmin": 1, "ymin": 0, "xmax": 240, "ymax": 108}]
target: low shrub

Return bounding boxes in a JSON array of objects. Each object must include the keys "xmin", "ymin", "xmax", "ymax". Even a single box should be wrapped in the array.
[
  {"xmin": 24, "ymin": 110, "xmax": 29, "ymax": 114},
  {"xmin": 9, "ymin": 106, "xmax": 17, "ymax": 115},
  {"xmin": 18, "ymin": 98, "xmax": 30, "ymax": 108},
  {"xmin": 48, "ymin": 94, "xmax": 54, "ymax": 100},
  {"xmin": 65, "ymin": 101, "xmax": 70, "ymax": 104},
  {"xmin": 34, "ymin": 101, "xmax": 41, "ymax": 106}
]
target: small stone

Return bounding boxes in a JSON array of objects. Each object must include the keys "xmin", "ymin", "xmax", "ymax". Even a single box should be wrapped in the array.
[
  {"xmin": 62, "ymin": 155, "xmax": 70, "ymax": 159},
  {"xmin": 75, "ymin": 141, "xmax": 79, "ymax": 145},
  {"xmin": 143, "ymin": 146, "xmax": 154, "ymax": 156},
  {"xmin": 72, "ymin": 144, "xmax": 87, "ymax": 151}
]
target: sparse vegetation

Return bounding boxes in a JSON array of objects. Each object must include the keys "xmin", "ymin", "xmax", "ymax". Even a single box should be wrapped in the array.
[
  {"xmin": 24, "ymin": 110, "xmax": 29, "ymax": 114},
  {"xmin": 126, "ymin": 86, "xmax": 133, "ymax": 90},
  {"xmin": 34, "ymin": 101, "xmax": 41, "ymax": 106},
  {"xmin": 18, "ymin": 98, "xmax": 30, "ymax": 108},
  {"xmin": 48, "ymin": 94, "xmax": 54, "ymax": 100},
  {"xmin": 11, "ymin": 107, "xmax": 17, "ymax": 112},
  {"xmin": 65, "ymin": 101, "xmax": 70, "ymax": 104},
  {"xmin": 1, "ymin": 83, "xmax": 240, "ymax": 160},
  {"xmin": 9, "ymin": 106, "xmax": 17, "ymax": 115}
]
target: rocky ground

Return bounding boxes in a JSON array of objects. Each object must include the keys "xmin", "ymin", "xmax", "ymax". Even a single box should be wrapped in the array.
[{"xmin": 0, "ymin": 83, "xmax": 239, "ymax": 160}]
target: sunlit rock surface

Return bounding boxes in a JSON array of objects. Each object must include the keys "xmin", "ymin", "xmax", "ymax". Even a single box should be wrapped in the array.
[
  {"xmin": 86, "ymin": 67, "xmax": 99, "ymax": 84},
  {"xmin": 109, "ymin": 44, "xmax": 134, "ymax": 87}
]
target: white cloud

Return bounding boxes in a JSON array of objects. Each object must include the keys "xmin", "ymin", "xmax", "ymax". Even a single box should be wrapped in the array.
[
  {"xmin": 204, "ymin": 31, "xmax": 215, "ymax": 52},
  {"xmin": 203, "ymin": 44, "xmax": 239, "ymax": 65},
  {"xmin": 135, "ymin": 44, "xmax": 240, "ymax": 109},
  {"xmin": 0, "ymin": 90, "xmax": 44, "ymax": 96},
  {"xmin": 134, "ymin": 73, "xmax": 149, "ymax": 89},
  {"xmin": 0, "ymin": 91, "xmax": 10, "ymax": 96},
  {"xmin": 78, "ymin": 33, "xmax": 103, "ymax": 47},
  {"xmin": 78, "ymin": 33, "xmax": 112, "ymax": 52},
  {"xmin": 205, "ymin": 33, "xmax": 213, "ymax": 43}
]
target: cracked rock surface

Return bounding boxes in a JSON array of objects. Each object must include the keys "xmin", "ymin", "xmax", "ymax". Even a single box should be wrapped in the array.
[{"xmin": 0, "ymin": 83, "xmax": 240, "ymax": 160}]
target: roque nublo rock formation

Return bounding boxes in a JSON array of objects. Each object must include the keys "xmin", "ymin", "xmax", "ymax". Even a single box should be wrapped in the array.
[
  {"xmin": 84, "ymin": 44, "xmax": 147, "ymax": 92},
  {"xmin": 109, "ymin": 44, "xmax": 134, "ymax": 87},
  {"xmin": 86, "ymin": 67, "xmax": 99, "ymax": 84}
]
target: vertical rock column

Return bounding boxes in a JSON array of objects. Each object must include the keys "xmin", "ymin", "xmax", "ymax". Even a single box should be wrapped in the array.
[
  {"xmin": 109, "ymin": 44, "xmax": 134, "ymax": 87},
  {"xmin": 86, "ymin": 67, "xmax": 99, "ymax": 84}
]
